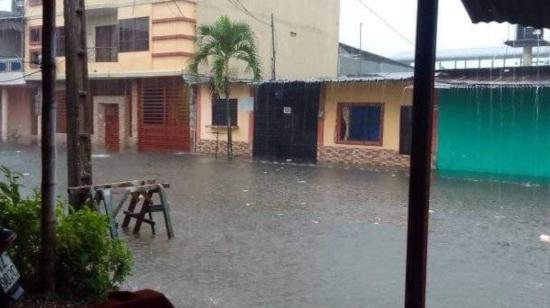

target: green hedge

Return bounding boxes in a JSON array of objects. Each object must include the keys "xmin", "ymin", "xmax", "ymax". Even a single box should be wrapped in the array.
[{"xmin": 0, "ymin": 166, "xmax": 133, "ymax": 301}]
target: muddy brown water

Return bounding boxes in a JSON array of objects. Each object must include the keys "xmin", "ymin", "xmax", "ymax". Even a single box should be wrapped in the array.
[{"xmin": 1, "ymin": 144, "xmax": 548, "ymax": 307}]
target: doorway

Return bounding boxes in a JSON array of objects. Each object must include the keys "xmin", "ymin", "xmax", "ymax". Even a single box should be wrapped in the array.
[
  {"xmin": 254, "ymin": 82, "xmax": 320, "ymax": 163},
  {"xmin": 104, "ymin": 104, "xmax": 120, "ymax": 152}
]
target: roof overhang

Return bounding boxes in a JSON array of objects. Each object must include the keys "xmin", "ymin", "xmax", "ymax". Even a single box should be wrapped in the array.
[
  {"xmin": 26, "ymin": 70, "xmax": 186, "ymax": 82},
  {"xmin": 461, "ymin": 0, "xmax": 550, "ymax": 28},
  {"xmin": 436, "ymin": 66, "xmax": 550, "ymax": 88},
  {"xmin": 254, "ymin": 73, "xmax": 415, "ymax": 85},
  {"xmin": 0, "ymin": 72, "xmax": 26, "ymax": 86}
]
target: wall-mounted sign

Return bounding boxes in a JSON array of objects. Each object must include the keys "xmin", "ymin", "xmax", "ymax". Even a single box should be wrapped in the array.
[{"xmin": 283, "ymin": 107, "xmax": 292, "ymax": 114}]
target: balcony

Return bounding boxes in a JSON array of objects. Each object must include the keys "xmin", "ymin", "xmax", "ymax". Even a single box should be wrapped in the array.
[
  {"xmin": 0, "ymin": 58, "xmax": 25, "ymax": 85},
  {"xmin": 88, "ymin": 47, "xmax": 119, "ymax": 63},
  {"xmin": 0, "ymin": 58, "xmax": 23, "ymax": 73}
]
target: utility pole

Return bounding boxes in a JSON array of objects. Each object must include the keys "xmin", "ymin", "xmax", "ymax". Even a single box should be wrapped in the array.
[
  {"xmin": 271, "ymin": 13, "xmax": 276, "ymax": 80},
  {"xmin": 405, "ymin": 0, "xmax": 439, "ymax": 306},
  {"xmin": 359, "ymin": 23, "xmax": 364, "ymax": 50},
  {"xmin": 64, "ymin": 0, "xmax": 93, "ymax": 206},
  {"xmin": 40, "ymin": 0, "xmax": 57, "ymax": 293}
]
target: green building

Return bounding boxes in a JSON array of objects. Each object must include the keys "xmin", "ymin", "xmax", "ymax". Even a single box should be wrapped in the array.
[{"xmin": 436, "ymin": 68, "xmax": 550, "ymax": 179}]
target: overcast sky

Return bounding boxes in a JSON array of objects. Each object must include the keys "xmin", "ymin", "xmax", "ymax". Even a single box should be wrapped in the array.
[
  {"xmin": 340, "ymin": 0, "xmax": 550, "ymax": 58},
  {"xmin": 1, "ymin": 0, "xmax": 547, "ymax": 59},
  {"xmin": 0, "ymin": 0, "xmax": 8, "ymax": 11}
]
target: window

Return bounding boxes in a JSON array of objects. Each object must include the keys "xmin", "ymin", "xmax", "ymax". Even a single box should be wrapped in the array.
[
  {"xmin": 56, "ymin": 27, "xmax": 65, "ymax": 57},
  {"xmin": 0, "ymin": 62, "xmax": 6, "ymax": 72},
  {"xmin": 212, "ymin": 99, "xmax": 238, "ymax": 126},
  {"xmin": 30, "ymin": 49, "xmax": 41, "ymax": 67},
  {"xmin": 96, "ymin": 25, "xmax": 118, "ymax": 62},
  {"xmin": 337, "ymin": 103, "xmax": 383, "ymax": 145},
  {"xmin": 10, "ymin": 60, "xmax": 22, "ymax": 72},
  {"xmin": 29, "ymin": 26, "xmax": 41, "ymax": 45},
  {"xmin": 119, "ymin": 17, "xmax": 149, "ymax": 52}
]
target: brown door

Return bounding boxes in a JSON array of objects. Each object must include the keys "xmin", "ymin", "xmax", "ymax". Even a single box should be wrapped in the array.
[
  {"xmin": 138, "ymin": 78, "xmax": 190, "ymax": 152},
  {"xmin": 104, "ymin": 104, "xmax": 120, "ymax": 152}
]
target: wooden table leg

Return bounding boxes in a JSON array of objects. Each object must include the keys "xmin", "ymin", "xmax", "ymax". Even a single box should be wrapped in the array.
[
  {"xmin": 133, "ymin": 191, "xmax": 154, "ymax": 234},
  {"xmin": 122, "ymin": 192, "xmax": 139, "ymax": 229},
  {"xmin": 158, "ymin": 186, "xmax": 175, "ymax": 239},
  {"xmin": 114, "ymin": 190, "xmax": 131, "ymax": 217},
  {"xmin": 101, "ymin": 189, "xmax": 119, "ymax": 239}
]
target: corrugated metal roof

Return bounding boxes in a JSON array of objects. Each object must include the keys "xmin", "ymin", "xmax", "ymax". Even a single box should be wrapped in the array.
[
  {"xmin": 437, "ymin": 66, "xmax": 550, "ymax": 87},
  {"xmin": 461, "ymin": 0, "xmax": 550, "ymax": 28},
  {"xmin": 26, "ymin": 70, "xmax": 189, "ymax": 81},
  {"xmin": 393, "ymin": 46, "xmax": 550, "ymax": 62},
  {"xmin": 182, "ymin": 74, "xmax": 253, "ymax": 85},
  {"xmin": 254, "ymin": 73, "xmax": 414, "ymax": 85}
]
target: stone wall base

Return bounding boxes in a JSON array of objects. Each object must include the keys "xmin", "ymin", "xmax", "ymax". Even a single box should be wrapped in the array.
[
  {"xmin": 197, "ymin": 139, "xmax": 252, "ymax": 157},
  {"xmin": 318, "ymin": 146, "xmax": 410, "ymax": 168}
]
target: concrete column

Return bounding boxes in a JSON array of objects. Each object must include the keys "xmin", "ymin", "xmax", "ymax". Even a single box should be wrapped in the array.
[
  {"xmin": 523, "ymin": 46, "xmax": 533, "ymax": 66},
  {"xmin": 130, "ymin": 80, "xmax": 139, "ymax": 148},
  {"xmin": 1, "ymin": 88, "xmax": 8, "ymax": 142}
]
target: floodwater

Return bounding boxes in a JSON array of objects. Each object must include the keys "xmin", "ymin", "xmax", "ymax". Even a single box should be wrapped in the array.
[{"xmin": 1, "ymin": 144, "xmax": 548, "ymax": 307}]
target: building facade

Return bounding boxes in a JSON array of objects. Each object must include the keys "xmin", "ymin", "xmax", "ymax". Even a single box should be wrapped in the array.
[
  {"xmin": 436, "ymin": 67, "xmax": 550, "ymax": 179},
  {"xmin": 22, "ymin": 0, "xmax": 197, "ymax": 152},
  {"xmin": 196, "ymin": 0, "xmax": 340, "ymax": 80},
  {"xmin": 194, "ymin": 75, "xmax": 425, "ymax": 168},
  {"xmin": 190, "ymin": 0, "xmax": 341, "ymax": 156},
  {"xmin": 0, "ymin": 4, "xmax": 28, "ymax": 144},
  {"xmin": 3, "ymin": 0, "xmax": 341, "ymax": 153}
]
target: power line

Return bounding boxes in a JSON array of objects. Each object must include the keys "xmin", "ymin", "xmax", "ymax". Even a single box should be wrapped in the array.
[
  {"xmin": 356, "ymin": 0, "xmax": 414, "ymax": 46},
  {"xmin": 0, "ymin": 69, "xmax": 41, "ymax": 83},
  {"xmin": 225, "ymin": 0, "xmax": 270, "ymax": 26},
  {"xmin": 0, "ymin": 57, "xmax": 67, "ymax": 84},
  {"xmin": 172, "ymin": 0, "xmax": 185, "ymax": 18}
]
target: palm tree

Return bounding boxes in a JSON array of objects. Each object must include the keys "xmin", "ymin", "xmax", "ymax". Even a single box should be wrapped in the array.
[{"xmin": 188, "ymin": 16, "xmax": 261, "ymax": 160}]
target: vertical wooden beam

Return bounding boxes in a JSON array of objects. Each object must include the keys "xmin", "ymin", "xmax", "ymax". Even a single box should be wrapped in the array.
[
  {"xmin": 271, "ymin": 13, "xmax": 276, "ymax": 80},
  {"xmin": 195, "ymin": 85, "xmax": 201, "ymax": 151},
  {"xmin": 0, "ymin": 88, "xmax": 8, "ymax": 142},
  {"xmin": 317, "ymin": 83, "xmax": 326, "ymax": 148},
  {"xmin": 65, "ymin": 0, "xmax": 93, "ymax": 205},
  {"xmin": 405, "ymin": 0, "xmax": 439, "ymax": 307},
  {"xmin": 40, "ymin": 0, "xmax": 57, "ymax": 293}
]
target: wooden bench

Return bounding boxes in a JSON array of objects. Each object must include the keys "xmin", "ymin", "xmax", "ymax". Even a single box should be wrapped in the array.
[{"xmin": 68, "ymin": 180, "xmax": 175, "ymax": 239}]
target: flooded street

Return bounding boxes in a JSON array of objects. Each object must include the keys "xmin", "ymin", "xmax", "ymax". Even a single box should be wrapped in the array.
[{"xmin": 1, "ymin": 144, "xmax": 548, "ymax": 307}]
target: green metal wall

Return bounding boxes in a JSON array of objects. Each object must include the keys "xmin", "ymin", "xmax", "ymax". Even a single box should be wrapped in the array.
[{"xmin": 437, "ymin": 87, "xmax": 550, "ymax": 178}]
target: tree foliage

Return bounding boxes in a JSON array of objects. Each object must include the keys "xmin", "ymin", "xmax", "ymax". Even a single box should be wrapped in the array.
[{"xmin": 188, "ymin": 16, "xmax": 261, "ymax": 159}]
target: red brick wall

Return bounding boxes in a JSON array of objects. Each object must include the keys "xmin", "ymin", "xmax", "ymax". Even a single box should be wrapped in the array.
[
  {"xmin": 318, "ymin": 145, "xmax": 410, "ymax": 168},
  {"xmin": 197, "ymin": 139, "xmax": 252, "ymax": 157}
]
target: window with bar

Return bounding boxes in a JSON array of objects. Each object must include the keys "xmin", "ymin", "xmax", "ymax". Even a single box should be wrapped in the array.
[
  {"xmin": 337, "ymin": 103, "xmax": 383, "ymax": 145},
  {"xmin": 119, "ymin": 17, "xmax": 149, "ymax": 53},
  {"xmin": 96, "ymin": 25, "xmax": 118, "ymax": 62},
  {"xmin": 212, "ymin": 99, "xmax": 238, "ymax": 126}
]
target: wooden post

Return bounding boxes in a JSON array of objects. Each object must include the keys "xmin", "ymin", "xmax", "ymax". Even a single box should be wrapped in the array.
[
  {"xmin": 40, "ymin": 0, "xmax": 57, "ymax": 293},
  {"xmin": 271, "ymin": 13, "xmax": 276, "ymax": 80},
  {"xmin": 64, "ymin": 0, "xmax": 93, "ymax": 206},
  {"xmin": 405, "ymin": 0, "xmax": 439, "ymax": 307}
]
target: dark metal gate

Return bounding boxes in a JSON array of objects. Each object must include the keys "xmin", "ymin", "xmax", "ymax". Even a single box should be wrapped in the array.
[
  {"xmin": 400, "ymin": 105, "xmax": 413, "ymax": 155},
  {"xmin": 253, "ymin": 82, "xmax": 320, "ymax": 163}
]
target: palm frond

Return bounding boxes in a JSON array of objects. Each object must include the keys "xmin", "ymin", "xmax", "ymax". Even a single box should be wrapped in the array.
[{"xmin": 188, "ymin": 15, "xmax": 262, "ymax": 96}]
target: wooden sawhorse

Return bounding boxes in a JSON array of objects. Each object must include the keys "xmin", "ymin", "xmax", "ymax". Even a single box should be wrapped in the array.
[{"xmin": 68, "ymin": 180, "xmax": 174, "ymax": 239}]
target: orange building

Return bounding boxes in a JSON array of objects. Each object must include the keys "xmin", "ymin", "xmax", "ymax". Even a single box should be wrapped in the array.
[
  {"xmin": 3, "ymin": 0, "xmax": 340, "ymax": 153},
  {"xmin": 193, "ymin": 75, "xmax": 422, "ymax": 168},
  {"xmin": 18, "ymin": 0, "xmax": 197, "ymax": 152}
]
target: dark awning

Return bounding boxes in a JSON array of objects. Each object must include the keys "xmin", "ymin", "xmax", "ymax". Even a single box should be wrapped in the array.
[{"xmin": 461, "ymin": 0, "xmax": 550, "ymax": 28}]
